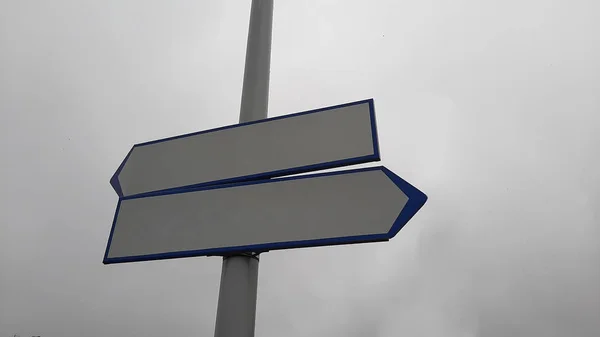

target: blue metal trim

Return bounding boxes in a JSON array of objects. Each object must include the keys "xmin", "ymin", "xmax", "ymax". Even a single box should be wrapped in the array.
[
  {"xmin": 104, "ymin": 234, "xmax": 390, "ymax": 264},
  {"xmin": 110, "ymin": 98, "xmax": 379, "ymax": 198},
  {"xmin": 103, "ymin": 198, "xmax": 122, "ymax": 263},
  {"xmin": 121, "ymin": 165, "xmax": 381, "ymax": 200},
  {"xmin": 109, "ymin": 146, "xmax": 135, "ymax": 198},
  {"xmin": 122, "ymin": 154, "xmax": 378, "ymax": 199},
  {"xmin": 139, "ymin": 98, "xmax": 374, "ymax": 147},
  {"xmin": 368, "ymin": 99, "xmax": 380, "ymax": 160},
  {"xmin": 103, "ymin": 166, "xmax": 427, "ymax": 264},
  {"xmin": 381, "ymin": 167, "xmax": 428, "ymax": 238}
]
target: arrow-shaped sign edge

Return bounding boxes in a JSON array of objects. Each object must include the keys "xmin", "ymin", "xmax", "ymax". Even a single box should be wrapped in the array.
[
  {"xmin": 109, "ymin": 99, "xmax": 380, "ymax": 198},
  {"xmin": 103, "ymin": 166, "xmax": 427, "ymax": 264}
]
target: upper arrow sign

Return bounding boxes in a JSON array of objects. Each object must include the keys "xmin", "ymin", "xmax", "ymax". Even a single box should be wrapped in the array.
[
  {"xmin": 103, "ymin": 166, "xmax": 427, "ymax": 264},
  {"xmin": 111, "ymin": 99, "xmax": 379, "ymax": 198}
]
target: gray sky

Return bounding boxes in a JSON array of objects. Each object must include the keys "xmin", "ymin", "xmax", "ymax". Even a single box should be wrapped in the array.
[{"xmin": 1, "ymin": 0, "xmax": 599, "ymax": 336}]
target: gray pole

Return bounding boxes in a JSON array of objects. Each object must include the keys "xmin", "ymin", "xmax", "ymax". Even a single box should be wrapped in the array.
[
  {"xmin": 213, "ymin": 1, "xmax": 273, "ymax": 337},
  {"xmin": 238, "ymin": 0, "xmax": 273, "ymax": 124}
]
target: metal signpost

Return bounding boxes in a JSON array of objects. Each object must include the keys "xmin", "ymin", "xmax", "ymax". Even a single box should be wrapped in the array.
[{"xmin": 103, "ymin": 1, "xmax": 427, "ymax": 337}]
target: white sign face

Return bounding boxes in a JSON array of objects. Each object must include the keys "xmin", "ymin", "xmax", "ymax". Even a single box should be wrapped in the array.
[
  {"xmin": 103, "ymin": 166, "xmax": 427, "ymax": 264},
  {"xmin": 111, "ymin": 99, "xmax": 379, "ymax": 198}
]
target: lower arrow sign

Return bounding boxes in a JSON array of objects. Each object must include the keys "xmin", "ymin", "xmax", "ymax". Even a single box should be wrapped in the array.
[{"xmin": 103, "ymin": 166, "xmax": 427, "ymax": 264}]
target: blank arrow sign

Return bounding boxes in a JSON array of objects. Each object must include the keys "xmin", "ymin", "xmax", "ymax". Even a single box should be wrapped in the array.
[
  {"xmin": 103, "ymin": 166, "xmax": 427, "ymax": 264},
  {"xmin": 111, "ymin": 99, "xmax": 379, "ymax": 198}
]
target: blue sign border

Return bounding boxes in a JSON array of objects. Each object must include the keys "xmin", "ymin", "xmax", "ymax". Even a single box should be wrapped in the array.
[
  {"xmin": 110, "ymin": 98, "xmax": 380, "ymax": 198},
  {"xmin": 103, "ymin": 166, "xmax": 427, "ymax": 264}
]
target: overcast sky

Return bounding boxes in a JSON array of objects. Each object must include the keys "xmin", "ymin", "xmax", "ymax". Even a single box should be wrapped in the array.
[{"xmin": 1, "ymin": 0, "xmax": 599, "ymax": 336}]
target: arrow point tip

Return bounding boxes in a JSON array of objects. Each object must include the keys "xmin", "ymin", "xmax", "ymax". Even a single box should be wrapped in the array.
[
  {"xmin": 415, "ymin": 190, "xmax": 428, "ymax": 208},
  {"xmin": 381, "ymin": 167, "xmax": 426, "ymax": 201},
  {"xmin": 110, "ymin": 173, "xmax": 124, "ymax": 198},
  {"xmin": 381, "ymin": 166, "xmax": 428, "ymax": 238},
  {"xmin": 110, "ymin": 146, "xmax": 136, "ymax": 198}
]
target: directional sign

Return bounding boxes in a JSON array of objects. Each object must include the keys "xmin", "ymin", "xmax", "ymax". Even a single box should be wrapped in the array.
[
  {"xmin": 103, "ymin": 166, "xmax": 427, "ymax": 264},
  {"xmin": 110, "ymin": 99, "xmax": 379, "ymax": 198}
]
